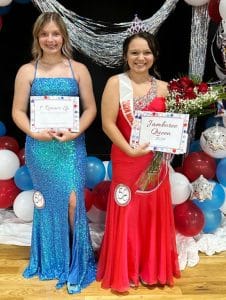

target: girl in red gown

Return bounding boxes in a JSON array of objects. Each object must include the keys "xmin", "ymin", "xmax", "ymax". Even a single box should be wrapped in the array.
[{"xmin": 96, "ymin": 31, "xmax": 180, "ymax": 292}]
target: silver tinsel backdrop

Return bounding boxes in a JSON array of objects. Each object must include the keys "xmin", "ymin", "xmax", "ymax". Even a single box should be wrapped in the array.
[{"xmin": 32, "ymin": 0, "xmax": 209, "ymax": 77}]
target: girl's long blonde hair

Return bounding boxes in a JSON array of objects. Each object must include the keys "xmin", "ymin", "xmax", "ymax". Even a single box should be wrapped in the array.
[{"xmin": 32, "ymin": 12, "xmax": 73, "ymax": 60}]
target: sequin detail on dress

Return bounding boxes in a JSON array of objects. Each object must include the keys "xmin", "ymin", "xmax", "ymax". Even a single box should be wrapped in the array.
[
  {"xmin": 133, "ymin": 77, "xmax": 157, "ymax": 110},
  {"xmin": 23, "ymin": 75, "xmax": 96, "ymax": 294}
]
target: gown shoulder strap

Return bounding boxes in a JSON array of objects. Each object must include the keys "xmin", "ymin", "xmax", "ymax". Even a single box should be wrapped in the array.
[{"xmin": 68, "ymin": 59, "xmax": 76, "ymax": 79}]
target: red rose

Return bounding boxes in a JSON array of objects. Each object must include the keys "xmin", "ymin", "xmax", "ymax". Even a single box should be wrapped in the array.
[
  {"xmin": 197, "ymin": 82, "xmax": 208, "ymax": 93},
  {"xmin": 168, "ymin": 80, "xmax": 180, "ymax": 92},
  {"xmin": 179, "ymin": 76, "xmax": 194, "ymax": 89},
  {"xmin": 184, "ymin": 87, "xmax": 197, "ymax": 99}
]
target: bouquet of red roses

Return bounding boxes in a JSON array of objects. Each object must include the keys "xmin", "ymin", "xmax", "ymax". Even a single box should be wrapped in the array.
[
  {"xmin": 166, "ymin": 76, "xmax": 225, "ymax": 117},
  {"xmin": 137, "ymin": 76, "xmax": 225, "ymax": 191}
]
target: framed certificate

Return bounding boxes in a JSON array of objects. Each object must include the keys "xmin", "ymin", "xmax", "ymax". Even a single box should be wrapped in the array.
[
  {"xmin": 130, "ymin": 111, "xmax": 189, "ymax": 154},
  {"xmin": 30, "ymin": 95, "xmax": 79, "ymax": 132}
]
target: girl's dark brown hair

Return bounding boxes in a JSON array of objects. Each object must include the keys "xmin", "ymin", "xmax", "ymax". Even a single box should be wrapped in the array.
[{"xmin": 122, "ymin": 32, "xmax": 160, "ymax": 78}]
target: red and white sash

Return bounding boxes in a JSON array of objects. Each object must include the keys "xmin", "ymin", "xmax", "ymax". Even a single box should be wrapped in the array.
[{"xmin": 119, "ymin": 73, "xmax": 134, "ymax": 126}]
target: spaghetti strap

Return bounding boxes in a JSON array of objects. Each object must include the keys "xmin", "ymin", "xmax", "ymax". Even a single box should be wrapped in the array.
[
  {"xmin": 69, "ymin": 59, "xmax": 76, "ymax": 79},
  {"xmin": 33, "ymin": 60, "xmax": 38, "ymax": 79}
]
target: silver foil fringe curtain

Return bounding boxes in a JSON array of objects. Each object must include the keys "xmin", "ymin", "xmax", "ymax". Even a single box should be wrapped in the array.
[
  {"xmin": 32, "ymin": 0, "xmax": 179, "ymax": 68},
  {"xmin": 32, "ymin": 0, "xmax": 209, "ymax": 76},
  {"xmin": 189, "ymin": 4, "xmax": 210, "ymax": 80}
]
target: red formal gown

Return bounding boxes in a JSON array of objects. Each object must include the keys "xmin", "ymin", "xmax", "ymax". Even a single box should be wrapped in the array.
[{"xmin": 96, "ymin": 73, "xmax": 180, "ymax": 292}]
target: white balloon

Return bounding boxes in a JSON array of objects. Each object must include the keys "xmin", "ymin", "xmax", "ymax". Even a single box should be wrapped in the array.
[
  {"xmin": 169, "ymin": 172, "xmax": 192, "ymax": 205},
  {"xmin": 219, "ymin": 0, "xmax": 226, "ymax": 19},
  {"xmin": 0, "ymin": 149, "xmax": 20, "ymax": 179},
  {"xmin": 102, "ymin": 160, "xmax": 110, "ymax": 180},
  {"xmin": 87, "ymin": 205, "xmax": 106, "ymax": 224},
  {"xmin": 215, "ymin": 65, "xmax": 226, "ymax": 81},
  {"xmin": 184, "ymin": 0, "xmax": 209, "ymax": 6},
  {"xmin": 200, "ymin": 126, "xmax": 226, "ymax": 158},
  {"xmin": 13, "ymin": 190, "xmax": 34, "ymax": 222},
  {"xmin": 0, "ymin": 0, "xmax": 13, "ymax": 7}
]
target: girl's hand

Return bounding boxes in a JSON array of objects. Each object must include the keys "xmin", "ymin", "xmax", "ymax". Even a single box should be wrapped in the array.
[
  {"xmin": 128, "ymin": 143, "xmax": 151, "ymax": 157},
  {"xmin": 48, "ymin": 130, "xmax": 78, "ymax": 142},
  {"xmin": 31, "ymin": 130, "xmax": 54, "ymax": 141}
]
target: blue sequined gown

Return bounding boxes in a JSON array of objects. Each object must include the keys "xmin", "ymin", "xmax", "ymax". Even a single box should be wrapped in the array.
[{"xmin": 23, "ymin": 72, "xmax": 96, "ymax": 294}]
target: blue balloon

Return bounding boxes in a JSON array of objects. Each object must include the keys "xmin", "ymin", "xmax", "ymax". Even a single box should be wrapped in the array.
[
  {"xmin": 86, "ymin": 156, "xmax": 106, "ymax": 189},
  {"xmin": 202, "ymin": 209, "xmax": 222, "ymax": 233},
  {"xmin": 193, "ymin": 182, "xmax": 225, "ymax": 211},
  {"xmin": 216, "ymin": 158, "xmax": 226, "ymax": 187},
  {"xmin": 14, "ymin": 165, "xmax": 33, "ymax": 191},
  {"xmin": 189, "ymin": 139, "xmax": 201, "ymax": 153},
  {"xmin": 107, "ymin": 160, "xmax": 112, "ymax": 180},
  {"xmin": 205, "ymin": 116, "xmax": 224, "ymax": 129},
  {"xmin": 0, "ymin": 5, "xmax": 11, "ymax": 16},
  {"xmin": 0, "ymin": 121, "xmax": 6, "ymax": 136}
]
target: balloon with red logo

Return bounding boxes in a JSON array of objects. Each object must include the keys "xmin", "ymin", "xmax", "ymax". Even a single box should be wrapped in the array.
[{"xmin": 182, "ymin": 151, "xmax": 216, "ymax": 182}]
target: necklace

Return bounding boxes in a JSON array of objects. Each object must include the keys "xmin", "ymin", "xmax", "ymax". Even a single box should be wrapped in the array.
[{"xmin": 133, "ymin": 77, "xmax": 157, "ymax": 110}]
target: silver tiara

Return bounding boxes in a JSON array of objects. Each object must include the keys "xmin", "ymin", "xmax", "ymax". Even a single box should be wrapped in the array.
[{"xmin": 126, "ymin": 15, "xmax": 150, "ymax": 36}]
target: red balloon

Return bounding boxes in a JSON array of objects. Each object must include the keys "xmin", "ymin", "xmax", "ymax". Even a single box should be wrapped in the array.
[
  {"xmin": 0, "ymin": 179, "xmax": 20, "ymax": 209},
  {"xmin": 92, "ymin": 180, "xmax": 111, "ymax": 211},
  {"xmin": 174, "ymin": 200, "xmax": 205, "ymax": 237},
  {"xmin": 17, "ymin": 148, "xmax": 25, "ymax": 165},
  {"xmin": 84, "ymin": 188, "xmax": 93, "ymax": 212},
  {"xmin": 208, "ymin": 0, "xmax": 221, "ymax": 23},
  {"xmin": 182, "ymin": 151, "xmax": 216, "ymax": 182},
  {"xmin": 0, "ymin": 136, "xmax": 20, "ymax": 153}
]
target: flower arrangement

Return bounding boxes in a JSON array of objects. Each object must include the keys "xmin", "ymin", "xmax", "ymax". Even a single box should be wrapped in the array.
[
  {"xmin": 166, "ymin": 76, "xmax": 225, "ymax": 117},
  {"xmin": 137, "ymin": 76, "xmax": 226, "ymax": 191}
]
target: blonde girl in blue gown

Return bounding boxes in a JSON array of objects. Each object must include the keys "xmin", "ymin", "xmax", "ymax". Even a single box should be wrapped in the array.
[{"xmin": 12, "ymin": 12, "xmax": 97, "ymax": 294}]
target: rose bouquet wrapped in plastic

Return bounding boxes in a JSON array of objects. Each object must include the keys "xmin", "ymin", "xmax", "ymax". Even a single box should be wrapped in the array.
[{"xmin": 137, "ymin": 76, "xmax": 226, "ymax": 191}]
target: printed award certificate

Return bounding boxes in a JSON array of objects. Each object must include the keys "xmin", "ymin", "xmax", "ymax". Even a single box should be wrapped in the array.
[
  {"xmin": 30, "ymin": 95, "xmax": 79, "ymax": 132},
  {"xmin": 130, "ymin": 111, "xmax": 189, "ymax": 154}
]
